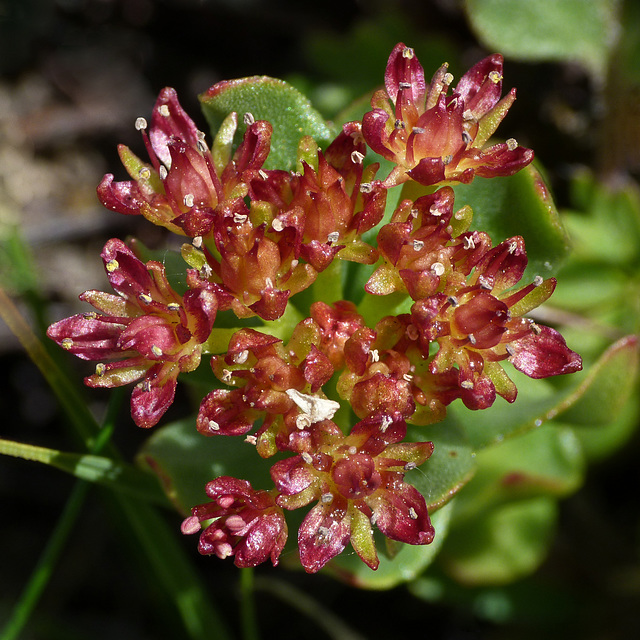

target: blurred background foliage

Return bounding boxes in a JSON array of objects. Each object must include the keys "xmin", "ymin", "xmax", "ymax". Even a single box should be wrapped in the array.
[{"xmin": 1, "ymin": 1, "xmax": 639, "ymax": 639}]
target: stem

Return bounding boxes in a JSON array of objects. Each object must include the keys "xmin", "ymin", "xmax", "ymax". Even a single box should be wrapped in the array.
[{"xmin": 240, "ymin": 568, "xmax": 260, "ymax": 640}]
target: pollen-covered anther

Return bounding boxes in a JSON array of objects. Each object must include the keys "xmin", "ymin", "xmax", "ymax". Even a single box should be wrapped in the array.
[
  {"xmin": 394, "ymin": 119, "xmax": 406, "ymax": 130},
  {"xmin": 489, "ymin": 70, "xmax": 503, "ymax": 83},
  {"xmin": 398, "ymin": 81, "xmax": 412, "ymax": 89},
  {"xmin": 360, "ymin": 182, "xmax": 373, "ymax": 193},
  {"xmin": 192, "ymin": 235, "xmax": 203, "ymax": 248},
  {"xmin": 478, "ymin": 275, "xmax": 492, "ymax": 290},
  {"xmin": 327, "ymin": 231, "xmax": 340, "ymax": 244},
  {"xmin": 151, "ymin": 345, "xmax": 163, "ymax": 357},
  {"xmin": 447, "ymin": 295, "xmax": 459, "ymax": 307},
  {"xmin": 235, "ymin": 349, "xmax": 249, "ymax": 364},
  {"xmin": 443, "ymin": 72, "xmax": 454, "ymax": 85},
  {"xmin": 159, "ymin": 104, "xmax": 170, "ymax": 117},
  {"xmin": 200, "ymin": 263, "xmax": 213, "ymax": 278},
  {"xmin": 413, "ymin": 239, "xmax": 425, "ymax": 251},
  {"xmin": 317, "ymin": 526, "xmax": 331, "ymax": 543},
  {"xmin": 258, "ymin": 169, "xmax": 268, "ymax": 180},
  {"xmin": 462, "ymin": 131, "xmax": 473, "ymax": 145},
  {"xmin": 208, "ymin": 419, "xmax": 220, "ymax": 432},
  {"xmin": 443, "ymin": 154, "xmax": 453, "ymax": 165},
  {"xmin": 460, "ymin": 380, "xmax": 474, "ymax": 390},
  {"xmin": 106, "ymin": 259, "xmax": 119, "ymax": 272},
  {"xmin": 506, "ymin": 138, "xmax": 518, "ymax": 151},
  {"xmin": 245, "ymin": 435, "xmax": 257, "ymax": 445},
  {"xmin": 404, "ymin": 461, "xmax": 417, "ymax": 471},
  {"xmin": 508, "ymin": 240, "xmax": 518, "ymax": 253},
  {"xmin": 402, "ymin": 46, "xmax": 415, "ymax": 59},
  {"xmin": 321, "ymin": 492, "xmax": 333, "ymax": 504},
  {"xmin": 408, "ymin": 507, "xmax": 418, "ymax": 520},
  {"xmin": 139, "ymin": 293, "xmax": 153, "ymax": 304},
  {"xmin": 412, "ymin": 126, "xmax": 425, "ymax": 134},
  {"xmin": 167, "ymin": 302, "xmax": 180, "ymax": 311},
  {"xmin": 431, "ymin": 262, "xmax": 445, "ymax": 276},
  {"xmin": 61, "ymin": 337, "xmax": 73, "ymax": 349},
  {"xmin": 505, "ymin": 344, "xmax": 515, "ymax": 357},
  {"xmin": 381, "ymin": 415, "xmax": 393, "ymax": 432},
  {"xmin": 271, "ymin": 218, "xmax": 284, "ymax": 232},
  {"xmin": 403, "ymin": 373, "xmax": 413, "ymax": 382},
  {"xmin": 410, "ymin": 208, "xmax": 419, "ymax": 218},
  {"xmin": 463, "ymin": 109, "xmax": 474, "ymax": 121},
  {"xmin": 139, "ymin": 167, "xmax": 151, "ymax": 180},
  {"xmin": 429, "ymin": 204, "xmax": 443, "ymax": 216},
  {"xmin": 302, "ymin": 452, "xmax": 313, "ymax": 464},
  {"xmin": 530, "ymin": 322, "xmax": 542, "ymax": 335},
  {"xmin": 463, "ymin": 236, "xmax": 476, "ymax": 250},
  {"xmin": 370, "ymin": 349, "xmax": 380, "ymax": 363},
  {"xmin": 296, "ymin": 414, "xmax": 312, "ymax": 430},
  {"xmin": 183, "ymin": 194, "xmax": 195, "ymax": 208},
  {"xmin": 134, "ymin": 117, "xmax": 147, "ymax": 131},
  {"xmin": 468, "ymin": 333, "xmax": 477, "ymax": 346},
  {"xmin": 533, "ymin": 275, "xmax": 544, "ymax": 286},
  {"xmin": 159, "ymin": 166, "xmax": 168, "ymax": 180},
  {"xmin": 243, "ymin": 112, "xmax": 255, "ymax": 125},
  {"xmin": 233, "ymin": 213, "xmax": 248, "ymax": 224},
  {"xmin": 82, "ymin": 312, "xmax": 98, "ymax": 319},
  {"xmin": 351, "ymin": 150, "xmax": 365, "ymax": 164}
]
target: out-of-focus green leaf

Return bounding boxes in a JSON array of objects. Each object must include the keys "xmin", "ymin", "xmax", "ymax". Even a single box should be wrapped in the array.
[
  {"xmin": 453, "ymin": 166, "xmax": 571, "ymax": 281},
  {"xmin": 199, "ymin": 77, "xmax": 334, "ymax": 171},
  {"xmin": 448, "ymin": 425, "xmax": 584, "ymax": 526},
  {"xmin": 441, "ymin": 496, "xmax": 557, "ymax": 586},
  {"xmin": 325, "ymin": 501, "xmax": 454, "ymax": 590},
  {"xmin": 448, "ymin": 335, "xmax": 638, "ymax": 450},
  {"xmin": 465, "ymin": 0, "xmax": 620, "ymax": 81},
  {"xmin": 138, "ymin": 418, "xmax": 276, "ymax": 514}
]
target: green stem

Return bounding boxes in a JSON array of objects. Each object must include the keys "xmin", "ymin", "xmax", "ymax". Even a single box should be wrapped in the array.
[{"xmin": 240, "ymin": 568, "xmax": 260, "ymax": 640}]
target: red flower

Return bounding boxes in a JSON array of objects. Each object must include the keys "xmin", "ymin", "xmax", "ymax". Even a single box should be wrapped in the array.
[
  {"xmin": 271, "ymin": 417, "xmax": 434, "ymax": 573},
  {"xmin": 362, "ymin": 43, "xmax": 534, "ymax": 187},
  {"xmin": 97, "ymin": 87, "xmax": 272, "ymax": 238},
  {"xmin": 47, "ymin": 239, "xmax": 217, "ymax": 428},
  {"xmin": 182, "ymin": 477, "xmax": 288, "ymax": 568}
]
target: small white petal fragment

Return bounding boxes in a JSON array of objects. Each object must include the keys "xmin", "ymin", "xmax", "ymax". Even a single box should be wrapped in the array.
[{"xmin": 286, "ymin": 389, "xmax": 340, "ymax": 424}]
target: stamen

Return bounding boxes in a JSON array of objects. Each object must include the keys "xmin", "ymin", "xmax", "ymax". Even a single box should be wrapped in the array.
[
  {"xmin": 95, "ymin": 363, "xmax": 106, "ymax": 376},
  {"xmin": 413, "ymin": 239, "xmax": 425, "ymax": 251},
  {"xmin": 489, "ymin": 70, "xmax": 503, "ymax": 83},
  {"xmin": 134, "ymin": 117, "xmax": 147, "ymax": 130},
  {"xmin": 138, "ymin": 167, "xmax": 151, "ymax": 180},
  {"xmin": 221, "ymin": 369, "xmax": 232, "ymax": 383},
  {"xmin": 208, "ymin": 419, "xmax": 220, "ymax": 432},
  {"xmin": 243, "ymin": 112, "xmax": 255, "ymax": 125},
  {"xmin": 505, "ymin": 344, "xmax": 515, "ymax": 357},
  {"xmin": 159, "ymin": 166, "xmax": 168, "ymax": 180},
  {"xmin": 443, "ymin": 154, "xmax": 453, "ymax": 165},
  {"xmin": 233, "ymin": 212, "xmax": 248, "ymax": 224},
  {"xmin": 533, "ymin": 275, "xmax": 543, "ymax": 286},
  {"xmin": 183, "ymin": 194, "xmax": 195, "ymax": 208},
  {"xmin": 192, "ymin": 236, "xmax": 203, "ymax": 248},
  {"xmin": 463, "ymin": 236, "xmax": 475, "ymax": 250},
  {"xmin": 348, "ymin": 446, "xmax": 358, "ymax": 455},
  {"xmin": 398, "ymin": 81, "xmax": 412, "ymax": 89},
  {"xmin": 245, "ymin": 435, "xmax": 257, "ymax": 445},
  {"xmin": 301, "ymin": 452, "xmax": 313, "ymax": 464},
  {"xmin": 506, "ymin": 138, "xmax": 518, "ymax": 151},
  {"xmin": 463, "ymin": 109, "xmax": 474, "ymax": 121},
  {"xmin": 360, "ymin": 182, "xmax": 373, "ymax": 193},
  {"xmin": 412, "ymin": 126, "xmax": 425, "ymax": 134},
  {"xmin": 404, "ymin": 462, "xmax": 417, "ymax": 471},
  {"xmin": 408, "ymin": 507, "xmax": 418, "ymax": 520},
  {"xmin": 61, "ymin": 338, "xmax": 73, "ymax": 349},
  {"xmin": 235, "ymin": 349, "xmax": 249, "ymax": 364},
  {"xmin": 406, "ymin": 324, "xmax": 419, "ymax": 340},
  {"xmin": 370, "ymin": 349, "xmax": 379, "ymax": 363},
  {"xmin": 447, "ymin": 295, "xmax": 459, "ymax": 307},
  {"xmin": 468, "ymin": 333, "xmax": 477, "ymax": 345},
  {"xmin": 381, "ymin": 415, "xmax": 393, "ymax": 432},
  {"xmin": 258, "ymin": 169, "xmax": 268, "ymax": 180},
  {"xmin": 462, "ymin": 131, "xmax": 473, "ymax": 145},
  {"xmin": 431, "ymin": 262, "xmax": 445, "ymax": 276},
  {"xmin": 530, "ymin": 322, "xmax": 542, "ymax": 335},
  {"xmin": 443, "ymin": 72, "xmax": 454, "ymax": 85},
  {"xmin": 139, "ymin": 293, "xmax": 153, "ymax": 304},
  {"xmin": 460, "ymin": 380, "xmax": 474, "ymax": 389},
  {"xmin": 394, "ymin": 119, "xmax": 406, "ymax": 130},
  {"xmin": 272, "ymin": 218, "xmax": 284, "ymax": 232},
  {"xmin": 159, "ymin": 104, "xmax": 170, "ymax": 117},
  {"xmin": 151, "ymin": 345, "xmax": 163, "ymax": 357},
  {"xmin": 402, "ymin": 47, "xmax": 414, "ymax": 59},
  {"xmin": 478, "ymin": 275, "xmax": 492, "ymax": 290},
  {"xmin": 321, "ymin": 492, "xmax": 333, "ymax": 504},
  {"xmin": 82, "ymin": 312, "xmax": 98, "ymax": 319},
  {"xmin": 327, "ymin": 231, "xmax": 340, "ymax": 244},
  {"xmin": 351, "ymin": 150, "xmax": 364, "ymax": 164},
  {"xmin": 106, "ymin": 259, "xmax": 119, "ymax": 272}
]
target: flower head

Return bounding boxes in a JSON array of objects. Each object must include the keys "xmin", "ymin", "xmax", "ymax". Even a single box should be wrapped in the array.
[
  {"xmin": 47, "ymin": 239, "xmax": 217, "ymax": 427},
  {"xmin": 182, "ymin": 476, "xmax": 288, "ymax": 568},
  {"xmin": 363, "ymin": 43, "xmax": 534, "ymax": 187}
]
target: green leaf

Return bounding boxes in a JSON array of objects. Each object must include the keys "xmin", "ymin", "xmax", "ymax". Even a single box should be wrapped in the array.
[
  {"xmin": 465, "ymin": 0, "xmax": 620, "ymax": 82},
  {"xmin": 325, "ymin": 501, "xmax": 454, "ymax": 590},
  {"xmin": 199, "ymin": 77, "xmax": 335, "ymax": 171},
  {"xmin": 440, "ymin": 496, "xmax": 557, "ymax": 586},
  {"xmin": 448, "ymin": 335, "xmax": 639, "ymax": 450},
  {"xmin": 453, "ymin": 165, "xmax": 571, "ymax": 281},
  {"xmin": 138, "ymin": 418, "xmax": 276, "ymax": 514}
]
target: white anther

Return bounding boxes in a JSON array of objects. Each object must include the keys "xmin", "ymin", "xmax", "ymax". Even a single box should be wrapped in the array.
[
  {"xmin": 134, "ymin": 117, "xmax": 147, "ymax": 130},
  {"xmin": 429, "ymin": 204, "xmax": 443, "ymax": 216},
  {"xmin": 463, "ymin": 236, "xmax": 475, "ymax": 250},
  {"xmin": 317, "ymin": 526, "xmax": 331, "ymax": 542},
  {"xmin": 443, "ymin": 72, "xmax": 454, "ymax": 85},
  {"xmin": 235, "ymin": 349, "xmax": 249, "ymax": 364},
  {"xmin": 233, "ymin": 213, "xmax": 248, "ymax": 224},
  {"xmin": 95, "ymin": 363, "xmax": 106, "ymax": 376},
  {"xmin": 301, "ymin": 452, "xmax": 313, "ymax": 464},
  {"xmin": 489, "ymin": 70, "xmax": 503, "ymax": 83},
  {"xmin": 381, "ymin": 415, "xmax": 393, "ymax": 432},
  {"xmin": 151, "ymin": 345, "xmax": 163, "ymax": 357},
  {"xmin": 370, "ymin": 349, "xmax": 379, "ymax": 363},
  {"xmin": 192, "ymin": 236, "xmax": 203, "ymax": 248},
  {"xmin": 321, "ymin": 492, "xmax": 333, "ymax": 504},
  {"xmin": 61, "ymin": 338, "xmax": 74, "ymax": 349},
  {"xmin": 478, "ymin": 275, "xmax": 492, "ymax": 290},
  {"xmin": 183, "ymin": 194, "xmax": 195, "ymax": 208},
  {"xmin": 327, "ymin": 231, "xmax": 340, "ymax": 244},
  {"xmin": 348, "ymin": 446, "xmax": 358, "ymax": 455},
  {"xmin": 197, "ymin": 140, "xmax": 208, "ymax": 153},
  {"xmin": 296, "ymin": 414, "xmax": 312, "ymax": 430},
  {"xmin": 360, "ymin": 182, "xmax": 373, "ymax": 193},
  {"xmin": 413, "ymin": 239, "xmax": 425, "ymax": 251},
  {"xmin": 410, "ymin": 208, "xmax": 419, "ymax": 218},
  {"xmin": 460, "ymin": 380, "xmax": 474, "ymax": 389},
  {"xmin": 264, "ymin": 277, "xmax": 274, "ymax": 289},
  {"xmin": 468, "ymin": 334, "xmax": 477, "ymax": 346},
  {"xmin": 351, "ymin": 150, "xmax": 364, "ymax": 164},
  {"xmin": 286, "ymin": 389, "xmax": 340, "ymax": 424},
  {"xmin": 403, "ymin": 373, "xmax": 413, "ymax": 382},
  {"xmin": 106, "ymin": 259, "xmax": 119, "ymax": 272},
  {"xmin": 462, "ymin": 131, "xmax": 473, "ymax": 145},
  {"xmin": 258, "ymin": 169, "xmax": 268, "ymax": 180},
  {"xmin": 243, "ymin": 112, "xmax": 255, "ymax": 125},
  {"xmin": 409, "ymin": 507, "xmax": 418, "ymax": 520},
  {"xmin": 398, "ymin": 81, "xmax": 412, "ymax": 89},
  {"xmin": 272, "ymin": 218, "xmax": 284, "ymax": 232},
  {"xmin": 245, "ymin": 435, "xmax": 257, "ymax": 445},
  {"xmin": 139, "ymin": 293, "xmax": 153, "ymax": 304},
  {"xmin": 168, "ymin": 303, "xmax": 181, "ymax": 313},
  {"xmin": 412, "ymin": 126, "xmax": 425, "ymax": 134},
  {"xmin": 508, "ymin": 240, "xmax": 519, "ymax": 254},
  {"xmin": 530, "ymin": 322, "xmax": 542, "ymax": 335},
  {"xmin": 208, "ymin": 420, "xmax": 220, "ymax": 432},
  {"xmin": 448, "ymin": 295, "xmax": 459, "ymax": 307},
  {"xmin": 506, "ymin": 138, "xmax": 518, "ymax": 151},
  {"xmin": 200, "ymin": 264, "xmax": 213, "ymax": 278},
  {"xmin": 404, "ymin": 462, "xmax": 417, "ymax": 471},
  {"xmin": 443, "ymin": 154, "xmax": 453, "ymax": 165},
  {"xmin": 159, "ymin": 166, "xmax": 168, "ymax": 180},
  {"xmin": 402, "ymin": 47, "xmax": 414, "ymax": 59},
  {"xmin": 139, "ymin": 167, "xmax": 151, "ymax": 180},
  {"xmin": 533, "ymin": 275, "xmax": 543, "ymax": 286},
  {"xmin": 463, "ymin": 109, "xmax": 474, "ymax": 121},
  {"xmin": 431, "ymin": 262, "xmax": 445, "ymax": 276},
  {"xmin": 159, "ymin": 104, "xmax": 170, "ymax": 117},
  {"xmin": 221, "ymin": 369, "xmax": 233, "ymax": 383}
]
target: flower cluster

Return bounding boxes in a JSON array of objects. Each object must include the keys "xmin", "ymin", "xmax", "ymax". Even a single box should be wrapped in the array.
[{"xmin": 48, "ymin": 43, "xmax": 581, "ymax": 573}]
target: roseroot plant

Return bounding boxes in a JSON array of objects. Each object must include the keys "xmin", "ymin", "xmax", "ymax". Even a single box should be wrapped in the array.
[{"xmin": 47, "ymin": 43, "xmax": 583, "ymax": 574}]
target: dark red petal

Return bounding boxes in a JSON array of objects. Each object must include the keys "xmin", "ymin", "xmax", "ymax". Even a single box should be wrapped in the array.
[
  {"xmin": 270, "ymin": 456, "xmax": 315, "ymax": 497},
  {"xmin": 298, "ymin": 502, "xmax": 351, "ymax": 573},
  {"xmin": 510, "ymin": 325, "xmax": 582, "ymax": 379},
  {"xmin": 197, "ymin": 388, "xmax": 257, "ymax": 436},
  {"xmin": 130, "ymin": 369, "xmax": 177, "ymax": 428},
  {"xmin": 455, "ymin": 54, "xmax": 504, "ymax": 117},
  {"xmin": 472, "ymin": 144, "xmax": 534, "ymax": 178},
  {"xmin": 384, "ymin": 42, "xmax": 426, "ymax": 107},
  {"xmin": 406, "ymin": 156, "xmax": 447, "ymax": 186},
  {"xmin": 47, "ymin": 314, "xmax": 126, "ymax": 360},
  {"xmin": 97, "ymin": 174, "xmax": 146, "ymax": 216}
]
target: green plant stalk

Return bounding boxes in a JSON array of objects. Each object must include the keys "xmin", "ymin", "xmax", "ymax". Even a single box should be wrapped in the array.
[{"xmin": 240, "ymin": 568, "xmax": 260, "ymax": 640}]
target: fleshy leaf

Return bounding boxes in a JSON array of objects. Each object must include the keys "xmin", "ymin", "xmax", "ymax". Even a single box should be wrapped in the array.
[
  {"xmin": 200, "ymin": 77, "xmax": 335, "ymax": 171},
  {"xmin": 452, "ymin": 165, "xmax": 570, "ymax": 281},
  {"xmin": 465, "ymin": 0, "xmax": 619, "ymax": 82}
]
